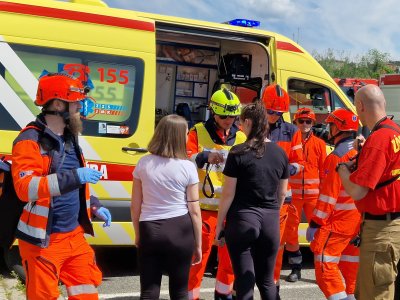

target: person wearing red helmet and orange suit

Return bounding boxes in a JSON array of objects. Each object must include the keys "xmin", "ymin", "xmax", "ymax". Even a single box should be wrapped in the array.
[
  {"xmin": 12, "ymin": 72, "xmax": 111, "ymax": 300},
  {"xmin": 260, "ymin": 84, "xmax": 304, "ymax": 296},
  {"xmin": 284, "ymin": 107, "xmax": 327, "ymax": 282},
  {"xmin": 307, "ymin": 108, "xmax": 361, "ymax": 300},
  {"xmin": 187, "ymin": 88, "xmax": 246, "ymax": 300}
]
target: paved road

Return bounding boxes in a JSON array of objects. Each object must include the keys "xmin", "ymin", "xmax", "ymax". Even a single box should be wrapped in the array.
[
  {"xmin": 94, "ymin": 246, "xmax": 325, "ymax": 300},
  {"xmin": 0, "ymin": 247, "xmax": 325, "ymax": 300}
]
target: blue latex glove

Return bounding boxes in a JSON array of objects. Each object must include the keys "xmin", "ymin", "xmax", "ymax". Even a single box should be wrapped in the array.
[
  {"xmin": 76, "ymin": 167, "xmax": 102, "ymax": 184},
  {"xmin": 306, "ymin": 226, "xmax": 318, "ymax": 242},
  {"xmin": 94, "ymin": 207, "xmax": 112, "ymax": 227}
]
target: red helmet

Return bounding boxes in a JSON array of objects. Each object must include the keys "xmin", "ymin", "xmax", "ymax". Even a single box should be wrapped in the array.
[
  {"xmin": 293, "ymin": 107, "xmax": 316, "ymax": 122},
  {"xmin": 325, "ymin": 108, "xmax": 359, "ymax": 132},
  {"xmin": 35, "ymin": 73, "xmax": 88, "ymax": 106},
  {"xmin": 261, "ymin": 84, "xmax": 289, "ymax": 113}
]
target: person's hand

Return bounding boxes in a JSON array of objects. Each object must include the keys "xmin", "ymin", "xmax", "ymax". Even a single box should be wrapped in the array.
[
  {"xmin": 192, "ymin": 246, "xmax": 202, "ymax": 265},
  {"xmin": 76, "ymin": 167, "xmax": 102, "ymax": 184},
  {"xmin": 306, "ymin": 226, "xmax": 318, "ymax": 242},
  {"xmin": 354, "ymin": 134, "xmax": 366, "ymax": 150},
  {"xmin": 208, "ymin": 152, "xmax": 224, "ymax": 165},
  {"xmin": 93, "ymin": 207, "xmax": 112, "ymax": 227},
  {"xmin": 215, "ymin": 226, "xmax": 226, "ymax": 247},
  {"xmin": 336, "ymin": 161, "xmax": 355, "ymax": 173}
]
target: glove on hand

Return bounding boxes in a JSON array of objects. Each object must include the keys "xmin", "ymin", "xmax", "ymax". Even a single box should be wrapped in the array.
[
  {"xmin": 76, "ymin": 167, "xmax": 102, "ymax": 184},
  {"xmin": 94, "ymin": 207, "xmax": 112, "ymax": 227},
  {"xmin": 306, "ymin": 226, "xmax": 318, "ymax": 242}
]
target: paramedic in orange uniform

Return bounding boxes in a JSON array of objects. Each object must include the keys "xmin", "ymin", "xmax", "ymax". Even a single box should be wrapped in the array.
[
  {"xmin": 187, "ymin": 88, "xmax": 246, "ymax": 300},
  {"xmin": 284, "ymin": 107, "xmax": 326, "ymax": 282},
  {"xmin": 260, "ymin": 84, "xmax": 304, "ymax": 296},
  {"xmin": 339, "ymin": 84, "xmax": 400, "ymax": 300},
  {"xmin": 307, "ymin": 108, "xmax": 361, "ymax": 300},
  {"xmin": 12, "ymin": 73, "xmax": 111, "ymax": 300}
]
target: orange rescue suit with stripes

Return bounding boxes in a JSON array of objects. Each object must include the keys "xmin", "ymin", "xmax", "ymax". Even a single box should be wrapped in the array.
[
  {"xmin": 311, "ymin": 137, "xmax": 361, "ymax": 234},
  {"xmin": 11, "ymin": 118, "xmax": 94, "ymax": 248}
]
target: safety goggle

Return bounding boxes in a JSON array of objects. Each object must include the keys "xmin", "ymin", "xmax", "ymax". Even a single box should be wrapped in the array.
[
  {"xmin": 297, "ymin": 119, "xmax": 312, "ymax": 125},
  {"xmin": 267, "ymin": 110, "xmax": 283, "ymax": 117},
  {"xmin": 216, "ymin": 115, "xmax": 237, "ymax": 120}
]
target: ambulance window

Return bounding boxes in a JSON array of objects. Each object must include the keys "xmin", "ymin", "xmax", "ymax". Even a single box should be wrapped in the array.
[
  {"xmin": 288, "ymin": 79, "xmax": 332, "ymax": 124},
  {"xmin": 0, "ymin": 44, "xmax": 144, "ymax": 137},
  {"xmin": 332, "ymin": 91, "xmax": 347, "ymax": 110}
]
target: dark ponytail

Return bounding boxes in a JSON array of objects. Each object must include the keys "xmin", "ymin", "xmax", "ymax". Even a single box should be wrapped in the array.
[{"xmin": 232, "ymin": 101, "xmax": 269, "ymax": 158}]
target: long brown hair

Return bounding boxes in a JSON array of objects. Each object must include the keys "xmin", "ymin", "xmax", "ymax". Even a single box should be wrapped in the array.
[
  {"xmin": 233, "ymin": 101, "xmax": 269, "ymax": 158},
  {"xmin": 147, "ymin": 114, "xmax": 188, "ymax": 159}
]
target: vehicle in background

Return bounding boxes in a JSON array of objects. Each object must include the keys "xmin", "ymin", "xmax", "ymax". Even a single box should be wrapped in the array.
[
  {"xmin": 379, "ymin": 74, "xmax": 400, "ymax": 123},
  {"xmin": 334, "ymin": 78, "xmax": 379, "ymax": 102}
]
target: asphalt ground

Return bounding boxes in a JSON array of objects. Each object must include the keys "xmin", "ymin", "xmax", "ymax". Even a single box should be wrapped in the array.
[{"xmin": 0, "ymin": 246, "xmax": 325, "ymax": 300}]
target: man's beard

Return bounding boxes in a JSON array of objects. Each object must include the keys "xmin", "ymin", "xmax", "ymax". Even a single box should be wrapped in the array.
[{"xmin": 68, "ymin": 113, "xmax": 83, "ymax": 136}]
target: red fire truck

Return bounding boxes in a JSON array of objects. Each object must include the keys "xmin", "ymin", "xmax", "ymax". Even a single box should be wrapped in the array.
[
  {"xmin": 380, "ymin": 74, "xmax": 400, "ymax": 123},
  {"xmin": 334, "ymin": 78, "xmax": 379, "ymax": 102}
]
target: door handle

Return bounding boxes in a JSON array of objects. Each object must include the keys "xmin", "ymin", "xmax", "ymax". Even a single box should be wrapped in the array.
[{"xmin": 122, "ymin": 147, "xmax": 148, "ymax": 153}]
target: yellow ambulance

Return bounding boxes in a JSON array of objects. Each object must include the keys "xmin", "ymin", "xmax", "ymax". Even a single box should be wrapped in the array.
[{"xmin": 0, "ymin": 0, "xmax": 355, "ymax": 273}]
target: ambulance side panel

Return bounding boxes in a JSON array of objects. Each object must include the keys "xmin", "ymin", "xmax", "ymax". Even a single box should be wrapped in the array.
[{"xmin": 0, "ymin": 0, "xmax": 156, "ymax": 245}]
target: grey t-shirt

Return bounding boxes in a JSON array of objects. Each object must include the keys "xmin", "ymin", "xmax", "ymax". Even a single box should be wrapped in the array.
[{"xmin": 133, "ymin": 154, "xmax": 199, "ymax": 221}]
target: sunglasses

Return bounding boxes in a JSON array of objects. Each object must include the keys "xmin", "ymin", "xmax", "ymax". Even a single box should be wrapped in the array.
[
  {"xmin": 217, "ymin": 115, "xmax": 237, "ymax": 120},
  {"xmin": 297, "ymin": 119, "xmax": 312, "ymax": 125},
  {"xmin": 267, "ymin": 110, "xmax": 283, "ymax": 117}
]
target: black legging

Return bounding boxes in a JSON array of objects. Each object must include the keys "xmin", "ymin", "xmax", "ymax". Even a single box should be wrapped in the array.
[
  {"xmin": 138, "ymin": 213, "xmax": 194, "ymax": 300},
  {"xmin": 225, "ymin": 207, "xmax": 280, "ymax": 300}
]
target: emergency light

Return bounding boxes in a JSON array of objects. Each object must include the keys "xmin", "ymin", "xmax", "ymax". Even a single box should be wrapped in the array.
[{"xmin": 227, "ymin": 19, "xmax": 260, "ymax": 28}]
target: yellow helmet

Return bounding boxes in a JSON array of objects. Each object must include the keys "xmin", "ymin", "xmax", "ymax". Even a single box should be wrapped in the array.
[{"xmin": 209, "ymin": 88, "xmax": 241, "ymax": 116}]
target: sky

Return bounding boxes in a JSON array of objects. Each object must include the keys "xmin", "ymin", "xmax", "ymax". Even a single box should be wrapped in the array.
[{"xmin": 104, "ymin": 0, "xmax": 400, "ymax": 61}]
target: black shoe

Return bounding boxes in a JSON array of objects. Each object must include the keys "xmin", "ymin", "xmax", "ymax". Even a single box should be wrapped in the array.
[{"xmin": 286, "ymin": 269, "xmax": 301, "ymax": 282}]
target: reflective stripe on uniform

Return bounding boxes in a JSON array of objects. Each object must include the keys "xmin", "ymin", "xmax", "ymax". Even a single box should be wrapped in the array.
[
  {"xmin": 292, "ymin": 188, "xmax": 319, "ymax": 195},
  {"xmin": 334, "ymin": 203, "xmax": 357, "ymax": 210},
  {"xmin": 67, "ymin": 284, "xmax": 97, "ymax": 296},
  {"xmin": 24, "ymin": 203, "xmax": 49, "ymax": 218},
  {"xmin": 314, "ymin": 209, "xmax": 328, "ymax": 219},
  {"xmin": 47, "ymin": 173, "xmax": 61, "ymax": 197},
  {"xmin": 340, "ymin": 255, "xmax": 359, "ymax": 263},
  {"xmin": 17, "ymin": 220, "xmax": 46, "ymax": 239},
  {"xmin": 28, "ymin": 176, "xmax": 41, "ymax": 201},
  {"xmin": 289, "ymin": 178, "xmax": 320, "ymax": 184},
  {"xmin": 339, "ymin": 190, "xmax": 350, "ymax": 197},
  {"xmin": 215, "ymin": 279, "xmax": 233, "ymax": 295},
  {"xmin": 319, "ymin": 194, "xmax": 336, "ymax": 204},
  {"xmin": 292, "ymin": 144, "xmax": 302, "ymax": 151},
  {"xmin": 327, "ymin": 291, "xmax": 347, "ymax": 300},
  {"xmin": 315, "ymin": 254, "xmax": 340, "ymax": 263},
  {"xmin": 188, "ymin": 287, "xmax": 200, "ymax": 300}
]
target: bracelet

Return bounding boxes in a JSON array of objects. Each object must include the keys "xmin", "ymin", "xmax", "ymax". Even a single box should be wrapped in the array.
[{"xmin": 187, "ymin": 200, "xmax": 199, "ymax": 202}]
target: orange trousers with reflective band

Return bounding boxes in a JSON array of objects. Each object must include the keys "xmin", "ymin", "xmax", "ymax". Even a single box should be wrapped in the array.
[
  {"xmin": 285, "ymin": 197, "xmax": 317, "ymax": 251},
  {"xmin": 310, "ymin": 227, "xmax": 359, "ymax": 299},
  {"xmin": 19, "ymin": 226, "xmax": 102, "ymax": 300},
  {"xmin": 274, "ymin": 203, "xmax": 298, "ymax": 283},
  {"xmin": 188, "ymin": 210, "xmax": 234, "ymax": 299}
]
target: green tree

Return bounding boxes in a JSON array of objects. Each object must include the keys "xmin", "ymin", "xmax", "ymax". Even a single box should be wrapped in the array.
[{"xmin": 312, "ymin": 48, "xmax": 395, "ymax": 79}]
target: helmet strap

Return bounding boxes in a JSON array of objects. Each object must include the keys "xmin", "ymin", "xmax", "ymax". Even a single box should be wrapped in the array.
[{"xmin": 42, "ymin": 102, "xmax": 71, "ymax": 125}]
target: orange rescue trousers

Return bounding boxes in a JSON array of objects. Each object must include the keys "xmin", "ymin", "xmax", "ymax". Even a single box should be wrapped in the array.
[
  {"xmin": 188, "ymin": 210, "xmax": 234, "ymax": 299},
  {"xmin": 274, "ymin": 203, "xmax": 299, "ymax": 283},
  {"xmin": 19, "ymin": 226, "xmax": 102, "ymax": 300}
]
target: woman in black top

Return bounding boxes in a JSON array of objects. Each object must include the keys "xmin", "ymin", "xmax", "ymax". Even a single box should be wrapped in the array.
[{"xmin": 216, "ymin": 101, "xmax": 289, "ymax": 300}]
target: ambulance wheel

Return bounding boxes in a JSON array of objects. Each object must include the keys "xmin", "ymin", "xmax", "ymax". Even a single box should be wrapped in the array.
[{"xmin": 3, "ymin": 246, "xmax": 25, "ymax": 283}]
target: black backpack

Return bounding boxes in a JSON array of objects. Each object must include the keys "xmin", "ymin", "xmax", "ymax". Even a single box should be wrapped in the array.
[{"xmin": 0, "ymin": 158, "xmax": 25, "ymax": 250}]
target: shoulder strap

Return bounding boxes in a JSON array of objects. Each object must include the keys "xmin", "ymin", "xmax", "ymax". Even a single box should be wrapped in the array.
[
  {"xmin": 374, "ymin": 123, "xmax": 400, "ymax": 189},
  {"xmin": 375, "ymin": 123, "xmax": 400, "ymax": 134}
]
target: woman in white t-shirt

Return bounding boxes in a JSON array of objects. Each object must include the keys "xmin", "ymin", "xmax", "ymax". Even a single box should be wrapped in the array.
[{"xmin": 131, "ymin": 114, "xmax": 202, "ymax": 300}]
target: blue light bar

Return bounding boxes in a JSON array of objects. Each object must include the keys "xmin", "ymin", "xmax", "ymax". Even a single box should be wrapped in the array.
[{"xmin": 228, "ymin": 19, "xmax": 260, "ymax": 28}]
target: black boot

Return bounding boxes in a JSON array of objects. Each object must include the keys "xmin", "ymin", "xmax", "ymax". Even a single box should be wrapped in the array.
[
  {"xmin": 286, "ymin": 249, "xmax": 302, "ymax": 282},
  {"xmin": 286, "ymin": 268, "xmax": 301, "ymax": 282},
  {"xmin": 214, "ymin": 291, "xmax": 233, "ymax": 300}
]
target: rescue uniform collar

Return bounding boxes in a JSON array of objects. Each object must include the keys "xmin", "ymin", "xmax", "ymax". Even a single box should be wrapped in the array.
[
  {"xmin": 370, "ymin": 116, "xmax": 388, "ymax": 133},
  {"xmin": 334, "ymin": 136, "xmax": 354, "ymax": 147}
]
